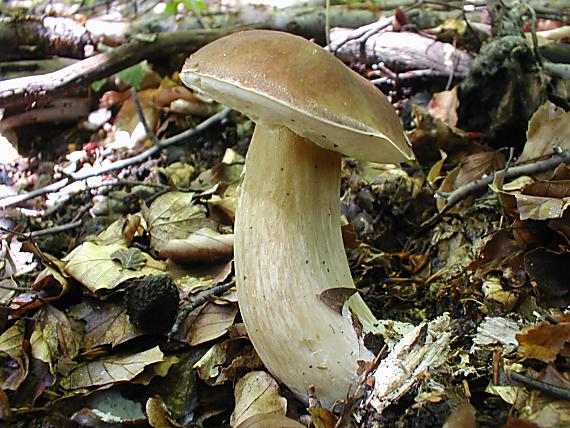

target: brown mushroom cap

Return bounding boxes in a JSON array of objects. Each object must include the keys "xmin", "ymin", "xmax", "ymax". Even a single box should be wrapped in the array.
[{"xmin": 181, "ymin": 30, "xmax": 414, "ymax": 163}]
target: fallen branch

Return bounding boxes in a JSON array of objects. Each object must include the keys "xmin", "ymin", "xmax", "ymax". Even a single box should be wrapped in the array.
[
  {"xmin": 417, "ymin": 149, "xmax": 570, "ymax": 233},
  {"xmin": 0, "ymin": 16, "xmax": 96, "ymax": 60},
  {"xmin": 0, "ymin": 108, "xmax": 232, "ymax": 209},
  {"xmin": 329, "ymin": 28, "xmax": 473, "ymax": 77},
  {"xmin": 437, "ymin": 148, "xmax": 570, "ymax": 209},
  {"xmin": 169, "ymin": 280, "xmax": 236, "ymax": 339},
  {"xmin": 25, "ymin": 220, "xmax": 83, "ymax": 239},
  {"xmin": 0, "ymin": 28, "xmax": 247, "ymax": 109},
  {"xmin": 509, "ymin": 371, "xmax": 570, "ymax": 401}
]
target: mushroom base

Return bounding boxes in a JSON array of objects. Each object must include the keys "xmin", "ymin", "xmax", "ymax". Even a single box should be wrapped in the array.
[{"xmin": 235, "ymin": 123, "xmax": 376, "ymax": 407}]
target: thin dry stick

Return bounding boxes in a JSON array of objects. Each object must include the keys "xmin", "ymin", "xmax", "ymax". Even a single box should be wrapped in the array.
[
  {"xmin": 169, "ymin": 280, "xmax": 236, "ymax": 339},
  {"xmin": 417, "ymin": 148, "xmax": 570, "ymax": 233},
  {"xmin": 437, "ymin": 148, "xmax": 570, "ymax": 208},
  {"xmin": 325, "ymin": 0, "xmax": 331, "ymax": 48},
  {"xmin": 0, "ymin": 107, "xmax": 232, "ymax": 209},
  {"xmin": 509, "ymin": 371, "xmax": 570, "ymax": 401},
  {"xmin": 26, "ymin": 220, "xmax": 83, "ymax": 238}
]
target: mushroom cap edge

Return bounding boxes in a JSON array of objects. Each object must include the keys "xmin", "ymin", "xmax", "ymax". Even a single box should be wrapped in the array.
[{"xmin": 181, "ymin": 30, "xmax": 414, "ymax": 164}]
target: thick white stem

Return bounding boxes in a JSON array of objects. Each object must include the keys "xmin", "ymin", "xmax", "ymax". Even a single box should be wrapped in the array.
[{"xmin": 235, "ymin": 124, "xmax": 376, "ymax": 406}]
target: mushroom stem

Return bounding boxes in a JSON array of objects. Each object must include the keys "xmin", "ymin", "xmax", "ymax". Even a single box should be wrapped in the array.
[{"xmin": 235, "ymin": 123, "xmax": 376, "ymax": 406}]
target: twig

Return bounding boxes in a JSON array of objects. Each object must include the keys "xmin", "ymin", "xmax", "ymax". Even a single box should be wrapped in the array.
[
  {"xmin": 189, "ymin": 0, "xmax": 208, "ymax": 29},
  {"xmin": 325, "ymin": 0, "xmax": 331, "ymax": 48},
  {"xmin": 131, "ymin": 88, "xmax": 161, "ymax": 146},
  {"xmin": 523, "ymin": 1, "xmax": 544, "ymax": 67},
  {"xmin": 437, "ymin": 148, "xmax": 569, "ymax": 208},
  {"xmin": 328, "ymin": 17, "xmax": 392, "ymax": 54},
  {"xmin": 416, "ymin": 148, "xmax": 570, "ymax": 234},
  {"xmin": 509, "ymin": 371, "xmax": 570, "ymax": 401},
  {"xmin": 336, "ymin": 344, "xmax": 387, "ymax": 426},
  {"xmin": 169, "ymin": 280, "xmax": 236, "ymax": 339},
  {"xmin": 0, "ymin": 107, "xmax": 232, "ymax": 209},
  {"xmin": 29, "ymin": 220, "xmax": 82, "ymax": 238}
]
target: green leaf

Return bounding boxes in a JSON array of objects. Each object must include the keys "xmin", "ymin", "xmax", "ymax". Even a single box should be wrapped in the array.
[
  {"xmin": 163, "ymin": 0, "xmax": 180, "ymax": 16},
  {"xmin": 91, "ymin": 78, "xmax": 107, "ymax": 92},
  {"xmin": 117, "ymin": 61, "xmax": 148, "ymax": 90},
  {"xmin": 111, "ymin": 248, "xmax": 147, "ymax": 271}
]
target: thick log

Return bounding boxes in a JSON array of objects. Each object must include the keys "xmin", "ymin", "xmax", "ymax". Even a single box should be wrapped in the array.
[
  {"xmin": 0, "ymin": 16, "xmax": 95, "ymax": 60},
  {"xmin": 329, "ymin": 28, "xmax": 473, "ymax": 77},
  {"xmin": 0, "ymin": 27, "xmax": 245, "ymax": 109}
]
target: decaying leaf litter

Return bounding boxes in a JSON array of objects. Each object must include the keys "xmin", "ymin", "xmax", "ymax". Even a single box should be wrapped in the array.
[{"xmin": 0, "ymin": 1, "xmax": 569, "ymax": 427}]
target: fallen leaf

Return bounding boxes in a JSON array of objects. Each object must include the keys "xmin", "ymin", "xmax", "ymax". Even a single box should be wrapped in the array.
[
  {"xmin": 318, "ymin": 287, "xmax": 358, "ymax": 315},
  {"xmin": 230, "ymin": 371, "xmax": 287, "ymax": 427},
  {"xmin": 454, "ymin": 151, "xmax": 505, "ymax": 188},
  {"xmin": 308, "ymin": 407, "xmax": 338, "ymax": 428},
  {"xmin": 11, "ymin": 357, "xmax": 54, "ymax": 407},
  {"xmin": 60, "ymin": 346, "xmax": 164, "ymax": 389},
  {"xmin": 516, "ymin": 316, "xmax": 570, "ymax": 362},
  {"xmin": 146, "ymin": 395, "xmax": 185, "ymax": 428},
  {"xmin": 518, "ymin": 100, "xmax": 570, "ymax": 163},
  {"xmin": 64, "ymin": 242, "xmax": 165, "ymax": 292},
  {"xmin": 143, "ymin": 192, "xmax": 207, "ymax": 254},
  {"xmin": 188, "ymin": 302, "xmax": 238, "ymax": 346},
  {"xmin": 160, "ymin": 228, "xmax": 234, "ymax": 264},
  {"xmin": 193, "ymin": 341, "xmax": 230, "ymax": 382},
  {"xmin": 0, "ymin": 321, "xmax": 28, "ymax": 391},
  {"xmin": 111, "ymin": 247, "xmax": 147, "ymax": 270},
  {"xmin": 236, "ymin": 413, "xmax": 304, "ymax": 428},
  {"xmin": 68, "ymin": 299, "xmax": 141, "ymax": 349},
  {"xmin": 38, "ymin": 305, "xmax": 81, "ymax": 361},
  {"xmin": 71, "ymin": 389, "xmax": 146, "ymax": 425},
  {"xmin": 428, "ymin": 87, "xmax": 459, "ymax": 127},
  {"xmin": 156, "ymin": 162, "xmax": 195, "ymax": 188}
]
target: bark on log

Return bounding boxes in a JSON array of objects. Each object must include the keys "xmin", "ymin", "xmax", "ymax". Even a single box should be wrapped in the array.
[
  {"xmin": 329, "ymin": 28, "xmax": 473, "ymax": 78},
  {"xmin": 0, "ymin": 16, "xmax": 96, "ymax": 61},
  {"xmin": 101, "ymin": 4, "xmax": 384, "ymax": 45}
]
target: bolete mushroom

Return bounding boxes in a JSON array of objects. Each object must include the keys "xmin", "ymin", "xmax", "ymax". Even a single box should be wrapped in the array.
[{"xmin": 181, "ymin": 30, "xmax": 414, "ymax": 406}]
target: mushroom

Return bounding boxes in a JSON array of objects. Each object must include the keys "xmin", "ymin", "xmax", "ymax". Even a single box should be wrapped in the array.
[{"xmin": 181, "ymin": 30, "xmax": 414, "ymax": 407}]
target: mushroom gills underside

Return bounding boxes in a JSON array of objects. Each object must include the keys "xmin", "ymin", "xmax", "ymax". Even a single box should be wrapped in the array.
[{"xmin": 181, "ymin": 72, "xmax": 410, "ymax": 163}]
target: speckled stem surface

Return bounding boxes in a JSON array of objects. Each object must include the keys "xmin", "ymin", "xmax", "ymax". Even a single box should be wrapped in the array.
[{"xmin": 235, "ymin": 123, "xmax": 375, "ymax": 406}]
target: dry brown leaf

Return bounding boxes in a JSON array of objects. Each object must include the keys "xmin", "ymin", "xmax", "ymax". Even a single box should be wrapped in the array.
[
  {"xmin": 38, "ymin": 305, "xmax": 81, "ymax": 361},
  {"xmin": 115, "ymin": 89, "xmax": 160, "ymax": 147},
  {"xmin": 308, "ymin": 407, "xmax": 338, "ymax": 428},
  {"xmin": 143, "ymin": 192, "xmax": 207, "ymax": 254},
  {"xmin": 160, "ymin": 229, "xmax": 234, "ymax": 264},
  {"xmin": 64, "ymin": 242, "xmax": 165, "ymax": 292},
  {"xmin": 188, "ymin": 302, "xmax": 238, "ymax": 346},
  {"xmin": 68, "ymin": 299, "xmax": 141, "ymax": 349},
  {"xmin": 230, "ymin": 371, "xmax": 287, "ymax": 427},
  {"xmin": 428, "ymin": 87, "xmax": 459, "ymax": 127},
  {"xmin": 454, "ymin": 151, "xmax": 506, "ymax": 188},
  {"xmin": 318, "ymin": 287, "xmax": 358, "ymax": 315},
  {"xmin": 427, "ymin": 150, "xmax": 447, "ymax": 188},
  {"xmin": 146, "ymin": 396, "xmax": 185, "ymax": 428},
  {"xmin": 0, "ymin": 321, "xmax": 28, "ymax": 391},
  {"xmin": 516, "ymin": 316, "xmax": 570, "ymax": 362},
  {"xmin": 518, "ymin": 100, "xmax": 570, "ymax": 163},
  {"xmin": 60, "ymin": 346, "xmax": 164, "ymax": 390},
  {"xmin": 236, "ymin": 413, "xmax": 305, "ymax": 428}
]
